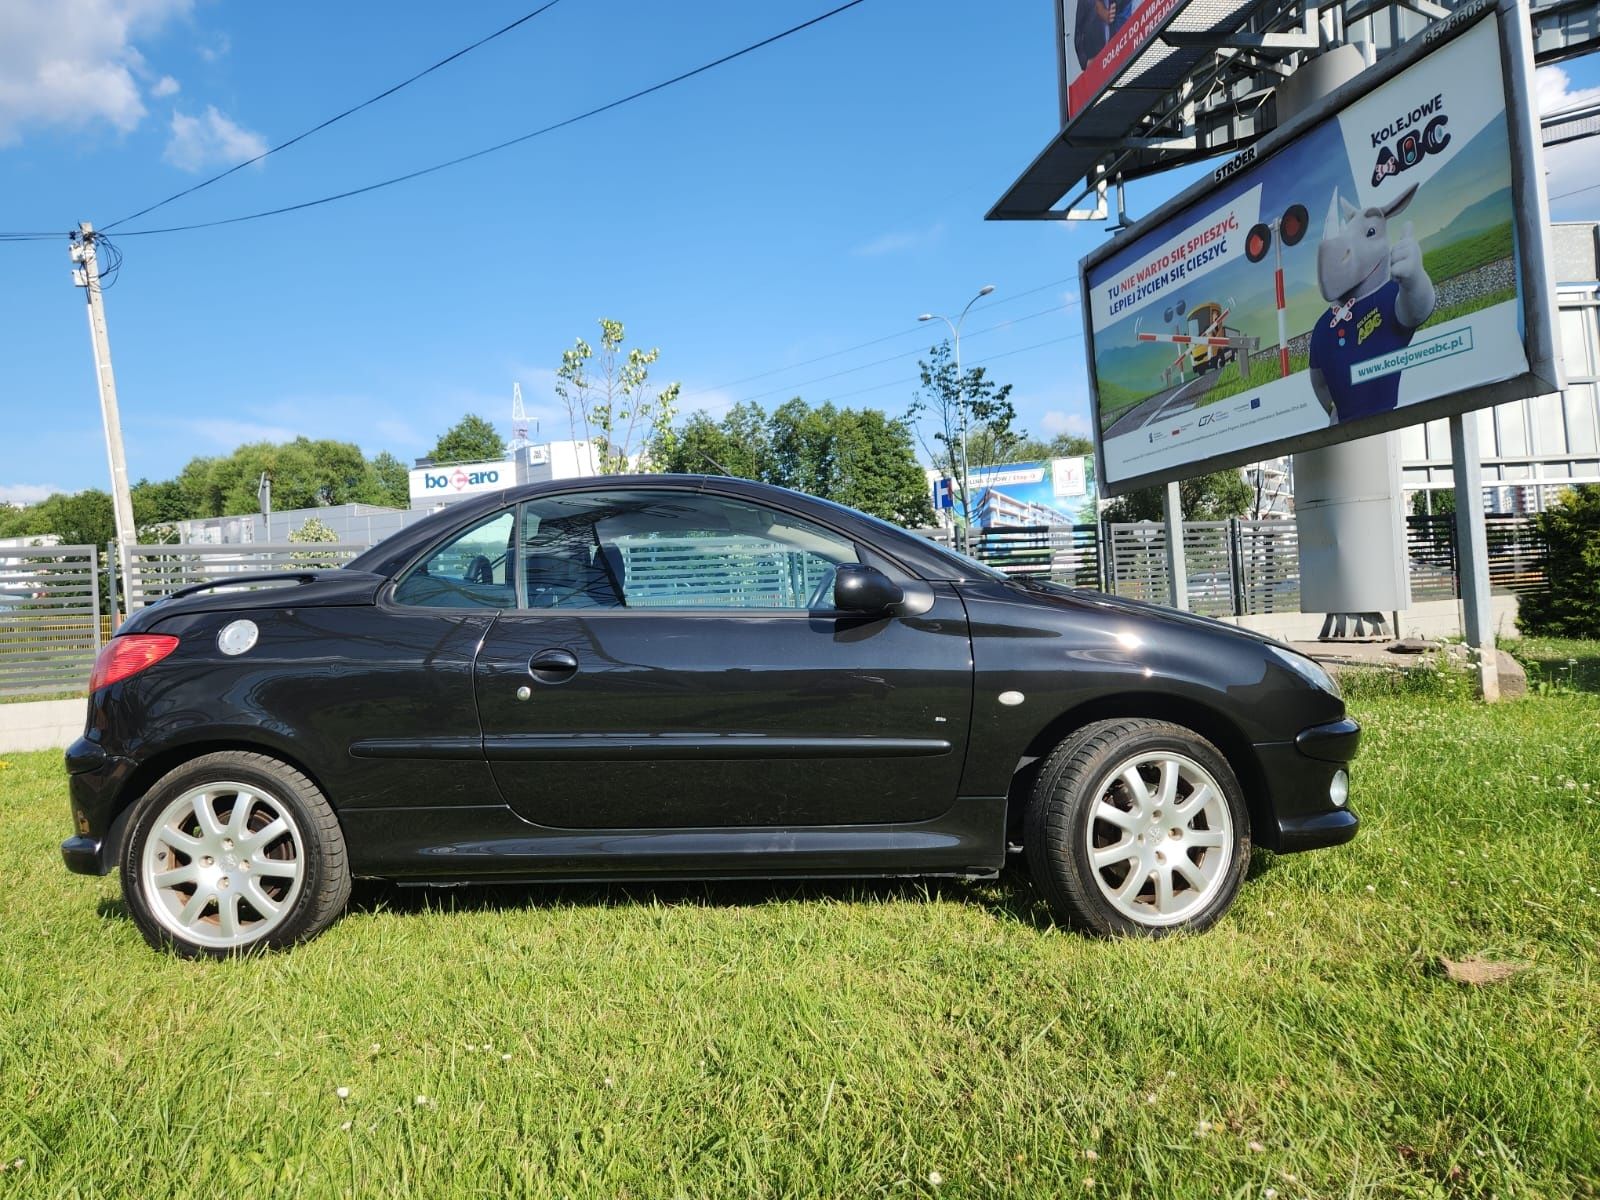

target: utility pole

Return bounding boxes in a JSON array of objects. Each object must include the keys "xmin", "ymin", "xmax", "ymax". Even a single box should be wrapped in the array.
[{"xmin": 70, "ymin": 222, "xmax": 139, "ymax": 613}]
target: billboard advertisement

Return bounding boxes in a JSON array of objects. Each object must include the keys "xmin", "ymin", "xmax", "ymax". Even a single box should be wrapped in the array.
[
  {"xmin": 933, "ymin": 457, "xmax": 1096, "ymax": 527},
  {"xmin": 1080, "ymin": 0, "xmax": 1561, "ymax": 494},
  {"xmin": 1063, "ymin": 0, "xmax": 1186, "ymax": 118}
]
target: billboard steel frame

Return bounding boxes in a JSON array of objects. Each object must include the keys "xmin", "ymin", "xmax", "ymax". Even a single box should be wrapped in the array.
[
  {"xmin": 991, "ymin": 0, "xmax": 1599, "ymax": 220},
  {"xmin": 1076, "ymin": 0, "xmax": 1563, "ymax": 495}
]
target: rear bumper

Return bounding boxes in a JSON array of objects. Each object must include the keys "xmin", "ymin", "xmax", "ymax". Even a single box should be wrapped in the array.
[
  {"xmin": 60, "ymin": 737, "xmax": 137, "ymax": 877},
  {"xmin": 1254, "ymin": 717, "xmax": 1361, "ymax": 854}
]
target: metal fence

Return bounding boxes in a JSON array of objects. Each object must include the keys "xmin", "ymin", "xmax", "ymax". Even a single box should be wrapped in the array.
[
  {"xmin": 935, "ymin": 513, "xmax": 1545, "ymax": 617},
  {"xmin": 0, "ymin": 545, "xmax": 101, "ymax": 698},
  {"xmin": 616, "ymin": 537, "xmax": 836, "ymax": 609},
  {"xmin": 966, "ymin": 525, "xmax": 1103, "ymax": 589},
  {"xmin": 118, "ymin": 541, "xmax": 369, "ymax": 610}
]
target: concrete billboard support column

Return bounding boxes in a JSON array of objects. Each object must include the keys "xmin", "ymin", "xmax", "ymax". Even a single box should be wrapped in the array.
[
  {"xmin": 1450, "ymin": 413, "xmax": 1500, "ymax": 700},
  {"xmin": 1295, "ymin": 434, "xmax": 1410, "ymax": 626},
  {"xmin": 1164, "ymin": 480, "xmax": 1188, "ymax": 610}
]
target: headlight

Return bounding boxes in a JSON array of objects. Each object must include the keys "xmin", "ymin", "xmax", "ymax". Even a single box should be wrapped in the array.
[{"xmin": 1266, "ymin": 644, "xmax": 1342, "ymax": 699}]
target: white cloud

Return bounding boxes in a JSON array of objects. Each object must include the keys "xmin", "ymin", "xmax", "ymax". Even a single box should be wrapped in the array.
[
  {"xmin": 0, "ymin": 483, "xmax": 68, "ymax": 505},
  {"xmin": 1537, "ymin": 64, "xmax": 1600, "ymax": 211},
  {"xmin": 163, "ymin": 105, "xmax": 266, "ymax": 171},
  {"xmin": 178, "ymin": 418, "xmax": 299, "ymax": 447},
  {"xmin": 1536, "ymin": 63, "xmax": 1600, "ymax": 116},
  {"xmin": 851, "ymin": 223, "xmax": 945, "ymax": 257},
  {"xmin": 0, "ymin": 0, "xmax": 191, "ymax": 142},
  {"xmin": 197, "ymin": 33, "xmax": 230, "ymax": 63},
  {"xmin": 151, "ymin": 74, "xmax": 180, "ymax": 97},
  {"xmin": 1040, "ymin": 410, "xmax": 1092, "ymax": 438}
]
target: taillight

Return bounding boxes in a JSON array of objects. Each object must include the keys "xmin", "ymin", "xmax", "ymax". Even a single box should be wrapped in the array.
[{"xmin": 89, "ymin": 635, "xmax": 180, "ymax": 692}]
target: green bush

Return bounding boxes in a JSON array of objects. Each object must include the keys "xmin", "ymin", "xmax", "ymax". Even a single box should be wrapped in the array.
[{"xmin": 1517, "ymin": 484, "xmax": 1600, "ymax": 638}]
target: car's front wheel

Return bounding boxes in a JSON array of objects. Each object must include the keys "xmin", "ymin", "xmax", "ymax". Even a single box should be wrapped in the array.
[
  {"xmin": 1025, "ymin": 718, "xmax": 1250, "ymax": 936},
  {"xmin": 120, "ymin": 751, "xmax": 351, "ymax": 958}
]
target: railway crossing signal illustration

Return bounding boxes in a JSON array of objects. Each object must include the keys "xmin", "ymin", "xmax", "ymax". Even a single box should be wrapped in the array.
[{"xmin": 1244, "ymin": 202, "xmax": 1311, "ymax": 378}]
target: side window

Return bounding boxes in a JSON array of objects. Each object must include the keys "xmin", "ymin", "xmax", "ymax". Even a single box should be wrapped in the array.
[
  {"xmin": 518, "ymin": 498, "xmax": 625, "ymax": 610},
  {"xmin": 393, "ymin": 510, "xmax": 516, "ymax": 609},
  {"xmin": 516, "ymin": 491, "xmax": 860, "ymax": 611}
]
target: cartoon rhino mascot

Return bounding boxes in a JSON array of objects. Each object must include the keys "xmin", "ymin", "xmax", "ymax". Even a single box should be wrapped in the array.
[{"xmin": 1308, "ymin": 183, "xmax": 1436, "ymax": 424}]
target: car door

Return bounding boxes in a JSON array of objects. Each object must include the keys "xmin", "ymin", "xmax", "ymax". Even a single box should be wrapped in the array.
[{"xmin": 472, "ymin": 487, "xmax": 973, "ymax": 830}]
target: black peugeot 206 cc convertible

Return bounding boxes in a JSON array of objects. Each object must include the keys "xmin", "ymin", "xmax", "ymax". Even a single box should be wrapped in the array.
[{"xmin": 62, "ymin": 476, "xmax": 1359, "ymax": 956}]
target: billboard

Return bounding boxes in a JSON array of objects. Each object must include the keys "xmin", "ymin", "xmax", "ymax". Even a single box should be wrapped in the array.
[
  {"xmin": 408, "ymin": 460, "xmax": 516, "ymax": 504},
  {"xmin": 934, "ymin": 457, "xmax": 1095, "ymax": 527},
  {"xmin": 1079, "ymin": 0, "xmax": 1561, "ymax": 495},
  {"xmin": 1062, "ymin": 0, "xmax": 1186, "ymax": 119}
]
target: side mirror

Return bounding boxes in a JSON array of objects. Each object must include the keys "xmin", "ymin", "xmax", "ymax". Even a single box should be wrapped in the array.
[{"xmin": 832, "ymin": 563, "xmax": 903, "ymax": 615}]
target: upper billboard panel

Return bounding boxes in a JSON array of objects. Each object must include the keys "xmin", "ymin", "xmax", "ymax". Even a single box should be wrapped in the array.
[
  {"xmin": 1080, "ymin": 2, "xmax": 1561, "ymax": 493},
  {"xmin": 1063, "ymin": 0, "xmax": 1186, "ymax": 118}
]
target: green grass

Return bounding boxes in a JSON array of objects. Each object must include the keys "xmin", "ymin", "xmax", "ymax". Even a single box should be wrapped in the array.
[
  {"xmin": 1200, "ymin": 348, "xmax": 1312, "ymax": 407},
  {"xmin": 1422, "ymin": 224, "xmax": 1514, "ymax": 284},
  {"xmin": 1094, "ymin": 377, "xmax": 1149, "ymax": 431},
  {"xmin": 3, "ymin": 684, "xmax": 1599, "ymax": 1198},
  {"xmin": 1419, "ymin": 286, "xmax": 1520, "ymax": 334},
  {"xmin": 1505, "ymin": 635, "xmax": 1600, "ymax": 695}
]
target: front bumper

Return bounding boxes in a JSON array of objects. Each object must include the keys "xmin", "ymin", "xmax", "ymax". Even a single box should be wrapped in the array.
[
  {"xmin": 1254, "ymin": 716, "xmax": 1361, "ymax": 853},
  {"xmin": 60, "ymin": 737, "xmax": 137, "ymax": 876}
]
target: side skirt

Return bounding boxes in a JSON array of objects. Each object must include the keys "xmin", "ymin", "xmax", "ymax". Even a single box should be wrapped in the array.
[{"xmin": 341, "ymin": 796, "xmax": 1008, "ymax": 882}]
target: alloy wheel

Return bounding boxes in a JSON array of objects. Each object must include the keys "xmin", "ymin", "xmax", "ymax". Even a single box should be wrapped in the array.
[
  {"xmin": 138, "ymin": 781, "xmax": 305, "ymax": 950},
  {"xmin": 1083, "ymin": 751, "xmax": 1234, "ymax": 927}
]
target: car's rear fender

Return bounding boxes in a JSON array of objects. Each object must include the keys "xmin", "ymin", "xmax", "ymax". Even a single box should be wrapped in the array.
[{"xmin": 64, "ymin": 728, "xmax": 337, "ymax": 875}]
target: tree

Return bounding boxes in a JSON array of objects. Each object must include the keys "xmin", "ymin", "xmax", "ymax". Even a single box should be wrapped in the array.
[
  {"xmin": 428, "ymin": 414, "xmax": 505, "ymax": 465},
  {"xmin": 131, "ymin": 478, "xmax": 188, "ymax": 543},
  {"xmin": 367, "ymin": 451, "xmax": 411, "ymax": 508},
  {"xmin": 651, "ymin": 400, "xmax": 934, "ymax": 526},
  {"xmin": 556, "ymin": 319, "xmax": 681, "ymax": 474},
  {"xmin": 768, "ymin": 400, "xmax": 935, "ymax": 527},
  {"xmin": 288, "ymin": 515, "xmax": 339, "ymax": 543},
  {"xmin": 0, "ymin": 489, "xmax": 116, "ymax": 547},
  {"xmin": 1517, "ymin": 484, "xmax": 1600, "ymax": 638},
  {"xmin": 656, "ymin": 403, "xmax": 773, "ymax": 480},
  {"xmin": 1102, "ymin": 470, "xmax": 1254, "ymax": 524},
  {"xmin": 1410, "ymin": 488, "xmax": 1455, "ymax": 518},
  {"xmin": 906, "ymin": 341, "xmax": 1020, "ymax": 531},
  {"xmin": 1006, "ymin": 432, "xmax": 1095, "ymax": 462},
  {"xmin": 176, "ymin": 438, "xmax": 388, "ymax": 516}
]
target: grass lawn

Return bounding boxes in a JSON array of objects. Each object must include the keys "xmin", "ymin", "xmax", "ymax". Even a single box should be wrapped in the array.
[
  {"xmin": 2, "ymin": 684, "xmax": 1598, "ymax": 1197},
  {"xmin": 1506, "ymin": 635, "xmax": 1600, "ymax": 695}
]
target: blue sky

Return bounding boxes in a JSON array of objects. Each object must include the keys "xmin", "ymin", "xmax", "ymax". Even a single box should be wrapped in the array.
[{"xmin": 2, "ymin": 0, "xmax": 1597, "ymax": 502}]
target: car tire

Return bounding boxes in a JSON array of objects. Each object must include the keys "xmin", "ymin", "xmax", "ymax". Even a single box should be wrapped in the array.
[
  {"xmin": 119, "ymin": 751, "xmax": 351, "ymax": 958},
  {"xmin": 1024, "ymin": 718, "xmax": 1250, "ymax": 937}
]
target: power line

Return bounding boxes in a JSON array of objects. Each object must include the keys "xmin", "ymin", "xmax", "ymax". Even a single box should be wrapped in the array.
[
  {"xmin": 111, "ymin": 0, "xmax": 871, "ymax": 238},
  {"xmin": 815, "ymin": 333, "xmax": 1083, "ymax": 406},
  {"xmin": 1550, "ymin": 178, "xmax": 1600, "ymax": 201},
  {"xmin": 711, "ymin": 302, "xmax": 1077, "ymax": 410},
  {"xmin": 679, "ymin": 275, "xmax": 1080, "ymax": 399},
  {"xmin": 101, "ymin": 0, "xmax": 568, "ymax": 231}
]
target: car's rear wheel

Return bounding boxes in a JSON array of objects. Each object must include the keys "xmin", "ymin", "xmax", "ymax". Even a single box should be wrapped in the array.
[
  {"xmin": 1025, "ymin": 718, "xmax": 1250, "ymax": 936},
  {"xmin": 120, "ymin": 751, "xmax": 350, "ymax": 958}
]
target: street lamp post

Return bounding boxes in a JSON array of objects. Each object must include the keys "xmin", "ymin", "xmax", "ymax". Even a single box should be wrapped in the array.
[{"xmin": 919, "ymin": 284, "xmax": 994, "ymax": 552}]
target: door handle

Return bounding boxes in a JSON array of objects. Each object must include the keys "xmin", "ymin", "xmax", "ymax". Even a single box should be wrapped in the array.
[{"xmin": 528, "ymin": 648, "xmax": 579, "ymax": 682}]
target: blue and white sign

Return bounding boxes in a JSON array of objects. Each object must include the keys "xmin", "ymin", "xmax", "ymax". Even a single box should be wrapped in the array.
[
  {"xmin": 968, "ymin": 456, "xmax": 1095, "ymax": 527},
  {"xmin": 407, "ymin": 459, "xmax": 516, "ymax": 504},
  {"xmin": 932, "ymin": 477, "xmax": 954, "ymax": 510}
]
